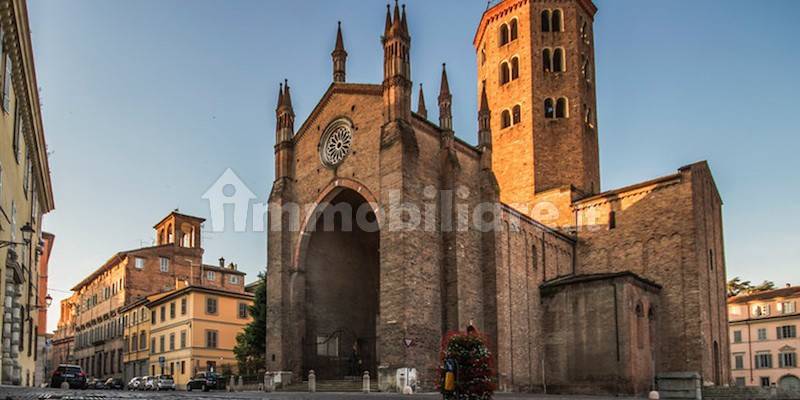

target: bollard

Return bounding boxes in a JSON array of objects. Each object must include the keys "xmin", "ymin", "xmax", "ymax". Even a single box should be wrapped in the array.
[
  {"xmin": 228, "ymin": 375, "xmax": 235, "ymax": 392},
  {"xmin": 238, "ymin": 375, "xmax": 243, "ymax": 389},
  {"xmin": 648, "ymin": 390, "xmax": 660, "ymax": 400},
  {"xmin": 308, "ymin": 370, "xmax": 316, "ymax": 393},
  {"xmin": 362, "ymin": 370, "xmax": 371, "ymax": 393}
]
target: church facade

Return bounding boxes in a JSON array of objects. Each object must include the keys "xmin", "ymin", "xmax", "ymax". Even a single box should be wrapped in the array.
[{"xmin": 266, "ymin": 0, "xmax": 729, "ymax": 394}]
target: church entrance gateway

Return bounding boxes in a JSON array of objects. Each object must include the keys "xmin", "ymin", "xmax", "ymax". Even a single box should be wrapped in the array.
[{"xmin": 301, "ymin": 188, "xmax": 379, "ymax": 379}]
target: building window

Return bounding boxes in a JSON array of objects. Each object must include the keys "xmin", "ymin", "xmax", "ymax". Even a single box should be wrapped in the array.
[
  {"xmin": 735, "ymin": 377, "xmax": 746, "ymax": 387},
  {"xmin": 140, "ymin": 332, "xmax": 146, "ymax": 350},
  {"xmin": 151, "ymin": 310, "xmax": 156, "ymax": 323},
  {"xmin": 180, "ymin": 360, "xmax": 185, "ymax": 375},
  {"xmin": 512, "ymin": 105, "xmax": 521, "ymax": 125},
  {"xmin": 500, "ymin": 61, "xmax": 511, "ymax": 85},
  {"xmin": 181, "ymin": 298, "xmax": 187, "ymax": 315},
  {"xmin": 134, "ymin": 257, "xmax": 145, "ymax": 269},
  {"xmin": 206, "ymin": 297, "xmax": 218, "ymax": 314},
  {"xmin": 734, "ymin": 354, "xmax": 744, "ymax": 370},
  {"xmin": 169, "ymin": 333, "xmax": 175, "ymax": 351},
  {"xmin": 229, "ymin": 275, "xmax": 240, "ymax": 284},
  {"xmin": 12, "ymin": 101, "xmax": 22, "ymax": 162},
  {"xmin": 509, "ymin": 19, "xmax": 518, "ymax": 41},
  {"xmin": 753, "ymin": 304, "xmax": 770, "ymax": 317},
  {"xmin": 733, "ymin": 330, "xmax": 742, "ymax": 343},
  {"xmin": 3, "ymin": 54, "xmax": 11, "ymax": 112},
  {"xmin": 584, "ymin": 104, "xmax": 594, "ymax": 129},
  {"xmin": 499, "ymin": 23, "xmax": 509, "ymax": 46},
  {"xmin": 755, "ymin": 352, "xmax": 772, "ymax": 369},
  {"xmin": 510, "ymin": 56, "xmax": 520, "ymax": 80},
  {"xmin": 779, "ymin": 301, "xmax": 797, "ymax": 314},
  {"xmin": 159, "ymin": 257, "xmax": 170, "ymax": 272},
  {"xmin": 238, "ymin": 303, "xmax": 248, "ymax": 319},
  {"xmin": 760, "ymin": 377, "xmax": 771, "ymax": 387},
  {"xmin": 608, "ymin": 211, "xmax": 617, "ymax": 229},
  {"xmin": 316, "ymin": 335, "xmax": 339, "ymax": 357},
  {"xmin": 170, "ymin": 302, "xmax": 176, "ymax": 319},
  {"xmin": 501, "ymin": 110, "xmax": 511, "ymax": 129},
  {"xmin": 0, "ymin": 163, "xmax": 4, "ymax": 202},
  {"xmin": 151, "ymin": 338, "xmax": 156, "ymax": 354},
  {"xmin": 206, "ymin": 330, "xmax": 218, "ymax": 348},
  {"xmin": 757, "ymin": 328, "xmax": 768, "ymax": 341},
  {"xmin": 542, "ymin": 48, "xmax": 552, "ymax": 72},
  {"xmin": 552, "ymin": 48, "xmax": 565, "ymax": 72},
  {"xmin": 180, "ymin": 331, "xmax": 186, "ymax": 348},
  {"xmin": 541, "ymin": 10, "xmax": 551, "ymax": 32},
  {"xmin": 551, "ymin": 9, "xmax": 563, "ymax": 32},
  {"xmin": 780, "ymin": 352, "xmax": 797, "ymax": 368},
  {"xmin": 581, "ymin": 21, "xmax": 590, "ymax": 44},
  {"xmin": 160, "ymin": 306, "xmax": 166, "ymax": 322},
  {"xmin": 544, "ymin": 98, "xmax": 555, "ymax": 119},
  {"xmin": 206, "ymin": 270, "xmax": 215, "ymax": 281},
  {"xmin": 555, "ymin": 97, "xmax": 568, "ymax": 118},
  {"xmin": 159, "ymin": 335, "xmax": 165, "ymax": 353},
  {"xmin": 777, "ymin": 325, "xmax": 797, "ymax": 339}
]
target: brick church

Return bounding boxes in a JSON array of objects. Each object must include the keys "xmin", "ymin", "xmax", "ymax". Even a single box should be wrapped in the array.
[{"xmin": 266, "ymin": 0, "xmax": 729, "ymax": 394}]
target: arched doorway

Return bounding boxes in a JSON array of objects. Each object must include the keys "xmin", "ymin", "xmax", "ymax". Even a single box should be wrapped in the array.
[
  {"xmin": 301, "ymin": 188, "xmax": 379, "ymax": 379},
  {"xmin": 779, "ymin": 375, "xmax": 800, "ymax": 390}
]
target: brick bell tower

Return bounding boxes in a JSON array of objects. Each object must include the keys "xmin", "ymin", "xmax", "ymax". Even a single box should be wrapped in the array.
[{"xmin": 475, "ymin": 0, "xmax": 600, "ymax": 220}]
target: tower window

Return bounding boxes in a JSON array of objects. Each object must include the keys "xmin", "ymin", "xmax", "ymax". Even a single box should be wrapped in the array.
[
  {"xmin": 551, "ymin": 9, "xmax": 563, "ymax": 32},
  {"xmin": 512, "ymin": 105, "xmax": 521, "ymax": 124},
  {"xmin": 553, "ymin": 48, "xmax": 565, "ymax": 72},
  {"xmin": 541, "ymin": 10, "xmax": 551, "ymax": 32},
  {"xmin": 499, "ymin": 23, "xmax": 510, "ymax": 46},
  {"xmin": 609, "ymin": 211, "xmax": 616, "ymax": 229},
  {"xmin": 481, "ymin": 47, "xmax": 486, "ymax": 65},
  {"xmin": 544, "ymin": 98, "xmax": 555, "ymax": 119},
  {"xmin": 542, "ymin": 49, "xmax": 552, "ymax": 72},
  {"xmin": 511, "ymin": 57, "xmax": 520, "ymax": 80},
  {"xmin": 581, "ymin": 21, "xmax": 590, "ymax": 44},
  {"xmin": 501, "ymin": 110, "xmax": 512, "ymax": 129},
  {"xmin": 584, "ymin": 104, "xmax": 594, "ymax": 129},
  {"xmin": 500, "ymin": 61, "xmax": 511, "ymax": 84},
  {"xmin": 556, "ymin": 97, "xmax": 568, "ymax": 118},
  {"xmin": 509, "ymin": 19, "xmax": 519, "ymax": 41}
]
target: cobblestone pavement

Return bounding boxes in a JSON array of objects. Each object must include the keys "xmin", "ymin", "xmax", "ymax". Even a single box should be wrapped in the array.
[{"xmin": 0, "ymin": 386, "xmax": 634, "ymax": 400}]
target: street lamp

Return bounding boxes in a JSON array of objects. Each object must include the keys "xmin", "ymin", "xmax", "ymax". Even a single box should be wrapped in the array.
[
  {"xmin": 45, "ymin": 294, "xmax": 53, "ymax": 308},
  {"xmin": 0, "ymin": 222, "xmax": 35, "ymax": 249}
]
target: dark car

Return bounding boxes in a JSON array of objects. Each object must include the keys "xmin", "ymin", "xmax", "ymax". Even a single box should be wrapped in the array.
[
  {"xmin": 50, "ymin": 365, "xmax": 87, "ymax": 389},
  {"xmin": 186, "ymin": 371, "xmax": 220, "ymax": 392}
]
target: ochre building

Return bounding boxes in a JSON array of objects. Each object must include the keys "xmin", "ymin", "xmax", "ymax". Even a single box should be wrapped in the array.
[{"xmin": 266, "ymin": 0, "xmax": 729, "ymax": 395}]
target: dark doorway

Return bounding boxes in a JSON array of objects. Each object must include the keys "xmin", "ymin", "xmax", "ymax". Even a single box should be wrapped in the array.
[{"xmin": 303, "ymin": 189, "xmax": 379, "ymax": 379}]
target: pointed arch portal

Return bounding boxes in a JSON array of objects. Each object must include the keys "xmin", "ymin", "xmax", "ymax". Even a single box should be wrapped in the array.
[{"xmin": 295, "ymin": 186, "xmax": 380, "ymax": 379}]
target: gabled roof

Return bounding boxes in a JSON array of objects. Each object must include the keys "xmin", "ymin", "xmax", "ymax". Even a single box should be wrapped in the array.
[{"xmin": 293, "ymin": 82, "xmax": 382, "ymax": 143}]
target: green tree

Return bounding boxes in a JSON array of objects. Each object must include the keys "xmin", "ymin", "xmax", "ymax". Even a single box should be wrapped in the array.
[
  {"xmin": 727, "ymin": 277, "xmax": 752, "ymax": 297},
  {"xmin": 234, "ymin": 272, "xmax": 266, "ymax": 375}
]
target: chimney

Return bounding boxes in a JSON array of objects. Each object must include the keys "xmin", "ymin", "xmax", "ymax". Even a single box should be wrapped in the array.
[
  {"xmin": 219, "ymin": 257, "xmax": 225, "ymax": 268},
  {"xmin": 787, "ymin": 283, "xmax": 792, "ymax": 288}
]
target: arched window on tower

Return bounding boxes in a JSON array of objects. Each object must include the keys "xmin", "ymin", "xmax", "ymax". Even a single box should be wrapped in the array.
[
  {"xmin": 541, "ymin": 10, "xmax": 551, "ymax": 32},
  {"xmin": 542, "ymin": 48, "xmax": 552, "ymax": 72},
  {"xmin": 556, "ymin": 97, "xmax": 568, "ymax": 118},
  {"xmin": 500, "ymin": 61, "xmax": 511, "ymax": 85},
  {"xmin": 581, "ymin": 21, "xmax": 590, "ymax": 44},
  {"xmin": 512, "ymin": 105, "xmax": 521, "ymax": 125},
  {"xmin": 501, "ymin": 110, "xmax": 512, "ymax": 129},
  {"xmin": 584, "ymin": 104, "xmax": 594, "ymax": 129},
  {"xmin": 553, "ymin": 48, "xmax": 565, "ymax": 72},
  {"xmin": 511, "ymin": 57, "xmax": 520, "ymax": 80},
  {"xmin": 552, "ymin": 9, "xmax": 563, "ymax": 32},
  {"xmin": 499, "ymin": 23, "xmax": 510, "ymax": 46},
  {"xmin": 544, "ymin": 98, "xmax": 555, "ymax": 119},
  {"xmin": 510, "ymin": 19, "xmax": 519, "ymax": 41}
]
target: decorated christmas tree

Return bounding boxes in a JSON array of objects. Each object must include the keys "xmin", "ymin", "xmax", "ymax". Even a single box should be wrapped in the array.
[{"xmin": 438, "ymin": 326, "xmax": 495, "ymax": 400}]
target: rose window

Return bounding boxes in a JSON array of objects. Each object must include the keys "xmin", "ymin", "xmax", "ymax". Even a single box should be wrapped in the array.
[{"xmin": 320, "ymin": 122, "xmax": 352, "ymax": 167}]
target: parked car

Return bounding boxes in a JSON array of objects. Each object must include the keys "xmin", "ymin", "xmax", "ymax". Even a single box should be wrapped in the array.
[
  {"xmin": 50, "ymin": 364, "xmax": 87, "ymax": 389},
  {"xmin": 154, "ymin": 375, "xmax": 176, "ymax": 391},
  {"xmin": 186, "ymin": 371, "xmax": 220, "ymax": 392},
  {"xmin": 103, "ymin": 378, "xmax": 124, "ymax": 390},
  {"xmin": 127, "ymin": 377, "xmax": 142, "ymax": 391},
  {"xmin": 143, "ymin": 375, "xmax": 156, "ymax": 391}
]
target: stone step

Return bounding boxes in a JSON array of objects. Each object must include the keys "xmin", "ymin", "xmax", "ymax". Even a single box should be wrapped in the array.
[{"xmin": 278, "ymin": 380, "xmax": 380, "ymax": 392}]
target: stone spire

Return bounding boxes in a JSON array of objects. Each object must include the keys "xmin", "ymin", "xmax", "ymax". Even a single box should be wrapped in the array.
[
  {"xmin": 382, "ymin": 1, "xmax": 412, "ymax": 123},
  {"xmin": 332, "ymin": 21, "xmax": 347, "ymax": 83},
  {"xmin": 438, "ymin": 63, "xmax": 452, "ymax": 131},
  {"xmin": 417, "ymin": 84, "xmax": 427, "ymax": 119},
  {"xmin": 478, "ymin": 83, "xmax": 490, "ymax": 148},
  {"xmin": 276, "ymin": 80, "xmax": 295, "ymax": 143}
]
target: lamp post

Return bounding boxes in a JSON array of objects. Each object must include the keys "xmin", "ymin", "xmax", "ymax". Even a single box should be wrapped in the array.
[{"xmin": 0, "ymin": 222, "xmax": 34, "ymax": 248}]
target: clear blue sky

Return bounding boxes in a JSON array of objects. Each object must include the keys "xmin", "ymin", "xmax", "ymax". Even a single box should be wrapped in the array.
[{"xmin": 29, "ymin": 0, "xmax": 800, "ymax": 331}]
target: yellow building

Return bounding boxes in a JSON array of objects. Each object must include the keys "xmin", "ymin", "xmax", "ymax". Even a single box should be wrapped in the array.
[
  {"xmin": 146, "ymin": 279, "xmax": 251, "ymax": 388},
  {"xmin": 0, "ymin": 0, "xmax": 55, "ymax": 387},
  {"xmin": 121, "ymin": 298, "xmax": 151, "ymax": 380}
]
